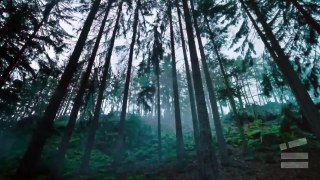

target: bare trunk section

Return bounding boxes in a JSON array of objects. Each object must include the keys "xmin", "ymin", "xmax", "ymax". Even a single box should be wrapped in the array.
[
  {"xmin": 205, "ymin": 16, "xmax": 247, "ymax": 154},
  {"xmin": 13, "ymin": 1, "xmax": 102, "ymax": 179},
  {"xmin": 189, "ymin": 0, "xmax": 228, "ymax": 162},
  {"xmin": 169, "ymin": 2, "xmax": 185, "ymax": 160},
  {"xmin": 79, "ymin": 2, "xmax": 123, "ymax": 173},
  {"xmin": 157, "ymin": 68, "xmax": 162, "ymax": 161},
  {"xmin": 114, "ymin": 0, "xmax": 140, "ymax": 165},
  {"xmin": 52, "ymin": 2, "xmax": 113, "ymax": 178},
  {"xmin": 176, "ymin": 2, "xmax": 200, "ymax": 150},
  {"xmin": 180, "ymin": 0, "xmax": 220, "ymax": 179}
]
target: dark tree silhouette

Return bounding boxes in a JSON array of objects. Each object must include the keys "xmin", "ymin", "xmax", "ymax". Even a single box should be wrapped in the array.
[
  {"xmin": 79, "ymin": 1, "xmax": 123, "ymax": 173},
  {"xmin": 168, "ymin": 0, "xmax": 185, "ymax": 160},
  {"xmin": 114, "ymin": 0, "xmax": 140, "ymax": 165},
  {"xmin": 13, "ymin": 0, "xmax": 102, "ymax": 179},
  {"xmin": 240, "ymin": 0, "xmax": 320, "ymax": 139},
  {"xmin": 0, "ymin": 0, "xmax": 62, "ymax": 89},
  {"xmin": 181, "ymin": 0, "xmax": 220, "ymax": 178},
  {"xmin": 52, "ymin": 1, "xmax": 114, "ymax": 178}
]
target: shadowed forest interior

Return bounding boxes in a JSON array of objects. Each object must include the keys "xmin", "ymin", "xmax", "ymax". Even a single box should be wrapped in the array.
[{"xmin": 0, "ymin": 0, "xmax": 320, "ymax": 179}]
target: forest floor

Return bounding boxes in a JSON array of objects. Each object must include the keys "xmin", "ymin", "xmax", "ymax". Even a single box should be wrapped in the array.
[
  {"xmin": 108, "ymin": 126, "xmax": 320, "ymax": 179},
  {"xmin": 2, "ymin": 106, "xmax": 320, "ymax": 180},
  {"xmin": 221, "ymin": 147, "xmax": 320, "ymax": 180},
  {"xmin": 123, "ymin": 148, "xmax": 320, "ymax": 180},
  {"xmin": 81, "ymin": 143, "xmax": 320, "ymax": 180}
]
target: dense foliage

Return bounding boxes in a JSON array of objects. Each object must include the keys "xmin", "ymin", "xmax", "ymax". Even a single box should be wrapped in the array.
[{"xmin": 0, "ymin": 0, "xmax": 319, "ymax": 179}]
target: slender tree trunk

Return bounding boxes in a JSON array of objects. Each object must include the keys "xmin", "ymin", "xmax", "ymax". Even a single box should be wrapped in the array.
[
  {"xmin": 272, "ymin": 89, "xmax": 279, "ymax": 103},
  {"xmin": 152, "ymin": 99, "xmax": 155, "ymax": 117},
  {"xmin": 79, "ymin": 2, "xmax": 123, "ymax": 173},
  {"xmin": 278, "ymin": 90, "xmax": 284, "ymax": 104},
  {"xmin": 133, "ymin": 93, "xmax": 137, "ymax": 114},
  {"xmin": 28, "ymin": 82, "xmax": 49, "ymax": 116},
  {"xmin": 205, "ymin": 91, "xmax": 213, "ymax": 122},
  {"xmin": 0, "ymin": 0, "xmax": 61, "ymax": 88},
  {"xmin": 241, "ymin": 79, "xmax": 251, "ymax": 104},
  {"xmin": 114, "ymin": 0, "xmax": 139, "ymax": 165},
  {"xmin": 290, "ymin": 0, "xmax": 320, "ymax": 34},
  {"xmin": 56, "ymin": 100, "xmax": 66, "ymax": 118},
  {"xmin": 255, "ymin": 79, "xmax": 264, "ymax": 105},
  {"xmin": 176, "ymin": 2, "xmax": 200, "ymax": 153},
  {"xmin": 239, "ymin": 95, "xmax": 245, "ymax": 109},
  {"xmin": 52, "ymin": 2, "xmax": 113, "ymax": 178},
  {"xmin": 169, "ymin": 2, "xmax": 185, "ymax": 160},
  {"xmin": 13, "ymin": 1, "xmax": 102, "ymax": 179},
  {"xmin": 79, "ymin": 82, "xmax": 95, "ymax": 125},
  {"xmin": 61, "ymin": 86, "xmax": 75, "ymax": 117},
  {"xmin": 157, "ymin": 68, "xmax": 162, "ymax": 161},
  {"xmin": 190, "ymin": 0, "xmax": 228, "ymax": 163},
  {"xmin": 245, "ymin": 80, "xmax": 256, "ymax": 104},
  {"xmin": 235, "ymin": 79, "xmax": 245, "ymax": 109},
  {"xmin": 242, "ymin": 0, "xmax": 320, "ymax": 138},
  {"xmin": 58, "ymin": 69, "xmax": 84, "ymax": 118},
  {"xmin": 219, "ymin": 102, "xmax": 224, "ymax": 117},
  {"xmin": 181, "ymin": 0, "xmax": 220, "ymax": 179},
  {"xmin": 205, "ymin": 16, "xmax": 247, "ymax": 154}
]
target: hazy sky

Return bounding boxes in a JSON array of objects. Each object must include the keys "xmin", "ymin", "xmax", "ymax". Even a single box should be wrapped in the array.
[
  {"xmin": 40, "ymin": 2, "xmax": 268, "ymax": 115},
  {"xmin": 51, "ymin": 2, "xmax": 265, "ymax": 73}
]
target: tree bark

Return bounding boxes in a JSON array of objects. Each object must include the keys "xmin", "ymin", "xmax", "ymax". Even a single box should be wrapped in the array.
[
  {"xmin": 52, "ymin": 2, "xmax": 113, "ymax": 178},
  {"xmin": 169, "ymin": 2, "xmax": 185, "ymax": 160},
  {"xmin": 157, "ymin": 66, "xmax": 162, "ymax": 161},
  {"xmin": 79, "ymin": 2, "xmax": 123, "ymax": 173},
  {"xmin": 176, "ymin": 2, "xmax": 200, "ymax": 150},
  {"xmin": 13, "ymin": 1, "xmax": 102, "ymax": 179},
  {"xmin": 189, "ymin": 0, "xmax": 228, "ymax": 162},
  {"xmin": 235, "ymin": 76, "xmax": 247, "ymax": 107},
  {"xmin": 180, "ymin": 0, "xmax": 220, "ymax": 179},
  {"xmin": 114, "ymin": 0, "xmax": 139, "ymax": 165},
  {"xmin": 205, "ymin": 16, "xmax": 247, "ymax": 154}
]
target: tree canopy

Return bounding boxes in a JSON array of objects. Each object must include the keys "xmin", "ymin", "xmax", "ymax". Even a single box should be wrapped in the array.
[{"xmin": 0, "ymin": 0, "xmax": 320, "ymax": 179}]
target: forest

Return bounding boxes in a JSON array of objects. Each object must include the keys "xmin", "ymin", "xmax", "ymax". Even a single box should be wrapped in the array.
[{"xmin": 0, "ymin": 0, "xmax": 320, "ymax": 179}]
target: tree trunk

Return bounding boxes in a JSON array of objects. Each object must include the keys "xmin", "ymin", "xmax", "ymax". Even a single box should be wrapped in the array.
[
  {"xmin": 0, "ymin": 0, "xmax": 61, "ymax": 88},
  {"xmin": 180, "ymin": 0, "xmax": 220, "ymax": 179},
  {"xmin": 13, "ymin": 1, "xmax": 102, "ymax": 179},
  {"xmin": 235, "ymin": 79, "xmax": 245, "ymax": 109},
  {"xmin": 219, "ymin": 102, "xmax": 225, "ymax": 117},
  {"xmin": 52, "ymin": 2, "xmax": 113, "ymax": 177},
  {"xmin": 240, "ymin": 78, "xmax": 250, "ymax": 104},
  {"xmin": 245, "ymin": 79, "xmax": 256, "ymax": 104},
  {"xmin": 79, "ymin": 80, "xmax": 95, "ymax": 125},
  {"xmin": 255, "ymin": 79, "xmax": 264, "ymax": 105},
  {"xmin": 176, "ymin": 2, "xmax": 200, "ymax": 150},
  {"xmin": 272, "ymin": 89, "xmax": 279, "ymax": 103},
  {"xmin": 169, "ymin": 2, "xmax": 185, "ymax": 160},
  {"xmin": 157, "ymin": 68, "xmax": 162, "ymax": 161},
  {"xmin": 190, "ymin": 0, "xmax": 228, "ymax": 163},
  {"xmin": 114, "ymin": 0, "xmax": 139, "ymax": 165},
  {"xmin": 79, "ymin": 2, "xmax": 123, "ymax": 173},
  {"xmin": 61, "ymin": 85, "xmax": 77, "ymax": 117},
  {"xmin": 241, "ymin": 0, "xmax": 320, "ymax": 138},
  {"xmin": 205, "ymin": 16, "xmax": 247, "ymax": 154}
]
